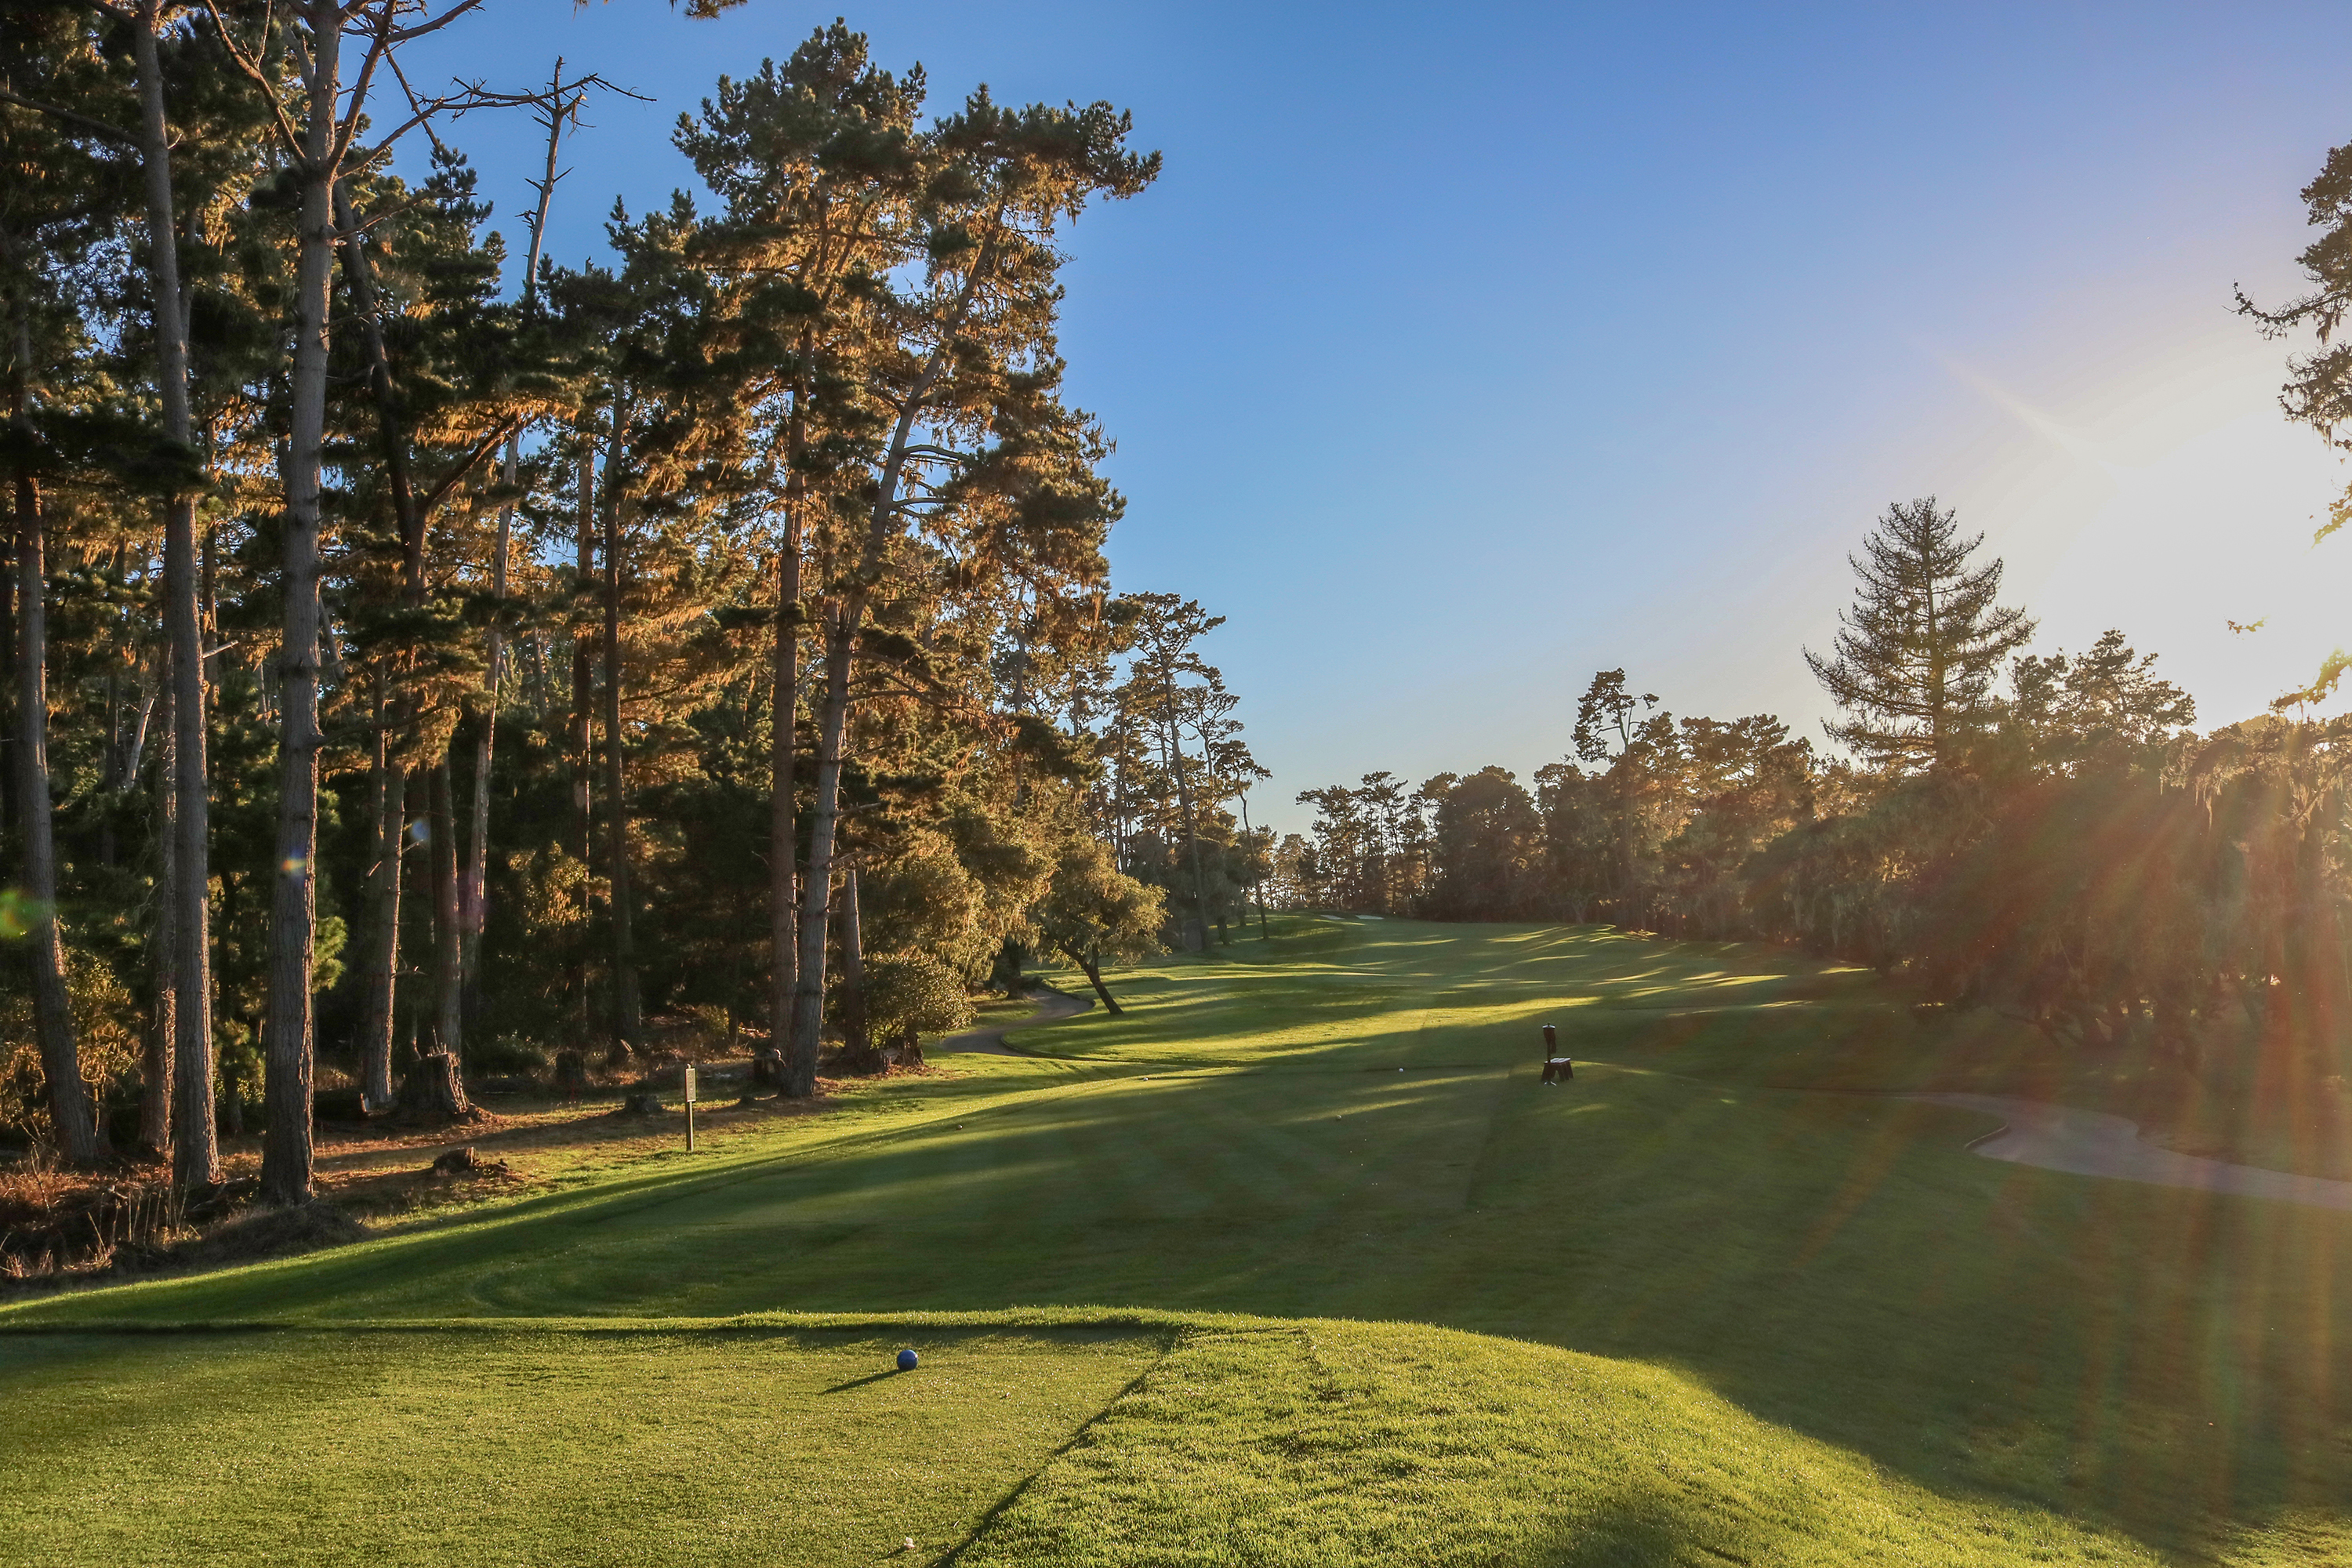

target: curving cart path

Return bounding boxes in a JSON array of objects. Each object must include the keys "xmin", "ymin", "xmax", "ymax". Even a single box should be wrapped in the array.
[
  {"xmin": 935, "ymin": 987, "xmax": 1092, "ymax": 1056},
  {"xmin": 1911, "ymin": 1092, "xmax": 2352, "ymax": 1212}
]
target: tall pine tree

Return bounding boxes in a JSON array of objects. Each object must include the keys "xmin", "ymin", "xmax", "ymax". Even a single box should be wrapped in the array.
[{"xmin": 1804, "ymin": 498, "xmax": 2033, "ymax": 771}]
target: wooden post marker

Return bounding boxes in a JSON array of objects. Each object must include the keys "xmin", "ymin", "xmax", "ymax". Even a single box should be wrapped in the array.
[
  {"xmin": 1541, "ymin": 1023, "xmax": 1573, "ymax": 1084},
  {"xmin": 684, "ymin": 1065, "xmax": 697, "ymax": 1151}
]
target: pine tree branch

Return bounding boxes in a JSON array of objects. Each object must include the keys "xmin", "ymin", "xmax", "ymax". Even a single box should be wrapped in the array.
[{"xmin": 0, "ymin": 86, "xmax": 138, "ymax": 146}]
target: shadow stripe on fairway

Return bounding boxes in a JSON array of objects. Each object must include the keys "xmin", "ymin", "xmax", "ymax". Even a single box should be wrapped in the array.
[
  {"xmin": 0, "ymin": 1306, "xmax": 1283, "ymax": 1338},
  {"xmin": 0, "ymin": 1074, "xmax": 1162, "ymax": 1329}
]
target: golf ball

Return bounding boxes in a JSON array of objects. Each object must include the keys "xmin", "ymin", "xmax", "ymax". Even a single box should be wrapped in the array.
[{"xmin": 897, "ymin": 1348, "xmax": 919, "ymax": 1371}]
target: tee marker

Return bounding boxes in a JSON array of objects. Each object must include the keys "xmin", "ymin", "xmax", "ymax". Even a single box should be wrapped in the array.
[{"xmin": 1541, "ymin": 1023, "xmax": 1573, "ymax": 1084}]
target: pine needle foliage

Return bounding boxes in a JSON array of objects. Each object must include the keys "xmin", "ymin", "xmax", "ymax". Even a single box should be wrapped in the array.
[{"xmin": 1803, "ymin": 497, "xmax": 2034, "ymax": 771}]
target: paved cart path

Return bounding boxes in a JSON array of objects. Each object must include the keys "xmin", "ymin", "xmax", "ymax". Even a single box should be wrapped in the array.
[
  {"xmin": 1911, "ymin": 1091, "xmax": 2352, "ymax": 1212},
  {"xmin": 935, "ymin": 988, "xmax": 1092, "ymax": 1056}
]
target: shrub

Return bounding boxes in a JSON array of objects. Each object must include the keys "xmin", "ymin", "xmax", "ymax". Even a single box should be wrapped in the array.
[
  {"xmin": 862, "ymin": 952, "xmax": 975, "ymax": 1047},
  {"xmin": 469, "ymin": 1033, "xmax": 550, "ymax": 1076},
  {"xmin": 685, "ymin": 1004, "xmax": 733, "ymax": 1054},
  {"xmin": 0, "ymin": 938, "xmax": 142, "ymax": 1150}
]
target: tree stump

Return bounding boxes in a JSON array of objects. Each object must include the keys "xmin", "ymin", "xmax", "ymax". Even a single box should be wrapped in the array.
[
  {"xmin": 833, "ymin": 1040, "xmax": 888, "ymax": 1077},
  {"xmin": 393, "ymin": 1053, "xmax": 480, "ymax": 1123},
  {"xmin": 554, "ymin": 1049, "xmax": 589, "ymax": 1105}
]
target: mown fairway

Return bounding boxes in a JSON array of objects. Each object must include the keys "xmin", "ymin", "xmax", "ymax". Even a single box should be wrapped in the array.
[{"xmin": 5, "ymin": 917, "xmax": 2349, "ymax": 1565}]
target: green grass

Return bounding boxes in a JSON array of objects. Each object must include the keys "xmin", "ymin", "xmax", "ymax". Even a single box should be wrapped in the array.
[
  {"xmin": 6, "ymin": 916, "xmax": 2350, "ymax": 1564},
  {"xmin": 0, "ymin": 1323, "xmax": 1160, "ymax": 1566},
  {"xmin": 959, "ymin": 1316, "xmax": 2173, "ymax": 1566}
]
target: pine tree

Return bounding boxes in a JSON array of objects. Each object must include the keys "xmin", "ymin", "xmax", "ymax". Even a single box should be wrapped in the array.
[
  {"xmin": 1805, "ymin": 498, "xmax": 2034, "ymax": 771},
  {"xmin": 672, "ymin": 24, "xmax": 928, "ymax": 1075},
  {"xmin": 1572, "ymin": 670, "xmax": 1656, "ymax": 763},
  {"xmin": 781, "ymin": 81, "xmax": 1156, "ymax": 1096},
  {"xmin": 209, "ymin": 0, "xmax": 606, "ymax": 1203},
  {"xmin": 1121, "ymin": 594, "xmax": 1221, "ymax": 946}
]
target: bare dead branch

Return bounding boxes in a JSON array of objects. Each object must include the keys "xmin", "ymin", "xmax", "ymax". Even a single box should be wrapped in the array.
[
  {"xmin": 379, "ymin": 0, "xmax": 486, "ymax": 45},
  {"xmin": 328, "ymin": 5, "xmax": 397, "ymax": 172},
  {"xmin": 200, "ymin": 0, "xmax": 306, "ymax": 159}
]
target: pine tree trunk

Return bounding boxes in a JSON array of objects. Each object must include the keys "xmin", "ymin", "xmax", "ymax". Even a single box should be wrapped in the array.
[
  {"xmin": 1161, "ymin": 680, "xmax": 1213, "ymax": 951},
  {"xmin": 837, "ymin": 866, "xmax": 872, "ymax": 1066},
  {"xmin": 1240, "ymin": 793, "xmax": 1270, "ymax": 940},
  {"xmin": 100, "ymin": 637, "xmax": 122, "ymax": 868},
  {"xmin": 1, "ymin": 518, "xmax": 11, "ymax": 850},
  {"xmin": 331, "ymin": 172, "xmax": 434, "ymax": 1078},
  {"xmin": 15, "ymin": 460, "xmax": 99, "ymax": 1164},
  {"xmin": 779, "ymin": 269, "xmax": 985, "ymax": 1095},
  {"xmin": 260, "ymin": 2, "xmax": 341, "ymax": 1207},
  {"xmin": 356, "ymin": 708, "xmax": 403, "ymax": 1109},
  {"xmin": 428, "ymin": 758, "xmax": 463, "ymax": 1059},
  {"xmin": 460, "ymin": 91, "xmax": 563, "ymax": 1028},
  {"xmin": 122, "ymin": 656, "xmax": 156, "ymax": 786},
  {"xmin": 571, "ymin": 449, "xmax": 596, "ymax": 1051},
  {"xmin": 463, "ymin": 597, "xmax": 499, "ymax": 1025},
  {"xmin": 786, "ymin": 604, "xmax": 855, "ymax": 1098},
  {"xmin": 1112, "ymin": 717, "xmax": 1127, "ymax": 868},
  {"xmin": 141, "ymin": 674, "xmax": 176, "ymax": 1158},
  {"xmin": 167, "ymin": 524, "xmax": 216, "ymax": 1185},
  {"xmin": 602, "ymin": 470, "xmax": 639, "ymax": 1053},
  {"xmin": 769, "ymin": 539, "xmax": 798, "ymax": 1066},
  {"xmin": 126, "ymin": 0, "xmax": 217, "ymax": 1184}
]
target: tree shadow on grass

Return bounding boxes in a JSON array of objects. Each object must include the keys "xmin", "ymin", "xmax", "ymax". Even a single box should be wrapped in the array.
[{"xmin": 13, "ymin": 920, "xmax": 2352, "ymax": 1562}]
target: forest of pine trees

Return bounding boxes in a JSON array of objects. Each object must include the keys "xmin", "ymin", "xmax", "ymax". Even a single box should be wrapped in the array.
[{"xmin": 0, "ymin": 12, "xmax": 1280, "ymax": 1184}]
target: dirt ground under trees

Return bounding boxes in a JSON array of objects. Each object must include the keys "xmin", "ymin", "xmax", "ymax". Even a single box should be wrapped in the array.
[{"xmin": 0, "ymin": 1056, "xmax": 953, "ymax": 1294}]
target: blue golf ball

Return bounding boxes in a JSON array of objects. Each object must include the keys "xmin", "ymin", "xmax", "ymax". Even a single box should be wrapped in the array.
[{"xmin": 896, "ymin": 1348, "xmax": 919, "ymax": 1371}]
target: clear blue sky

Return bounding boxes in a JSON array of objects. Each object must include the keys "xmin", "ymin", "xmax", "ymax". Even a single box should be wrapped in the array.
[{"xmin": 405, "ymin": 1, "xmax": 2352, "ymax": 835}]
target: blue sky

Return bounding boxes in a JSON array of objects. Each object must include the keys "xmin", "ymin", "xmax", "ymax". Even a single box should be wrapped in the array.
[{"xmin": 405, "ymin": 2, "xmax": 2352, "ymax": 834}]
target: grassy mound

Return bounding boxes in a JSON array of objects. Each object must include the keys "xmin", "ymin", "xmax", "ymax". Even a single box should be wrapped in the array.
[
  {"xmin": 964, "ymin": 1317, "xmax": 2169, "ymax": 1566},
  {"xmin": 0, "ymin": 1312, "xmax": 2178, "ymax": 1567}
]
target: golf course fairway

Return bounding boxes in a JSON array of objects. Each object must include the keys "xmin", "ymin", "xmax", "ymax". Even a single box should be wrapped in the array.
[{"xmin": 5, "ymin": 917, "xmax": 2347, "ymax": 1565}]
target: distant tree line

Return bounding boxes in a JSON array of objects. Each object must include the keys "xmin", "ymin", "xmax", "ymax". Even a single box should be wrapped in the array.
[
  {"xmin": 0, "ymin": 13, "xmax": 1270, "ymax": 1191},
  {"xmin": 1272, "ymin": 125, "xmax": 2352, "ymax": 1083},
  {"xmin": 1283, "ymin": 496, "xmax": 2352, "ymax": 1075}
]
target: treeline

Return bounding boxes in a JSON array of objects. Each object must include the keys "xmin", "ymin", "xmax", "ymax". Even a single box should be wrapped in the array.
[
  {"xmin": 0, "ymin": 11, "xmax": 1272, "ymax": 1195},
  {"xmin": 1282, "ymin": 499, "xmax": 2352, "ymax": 1074}
]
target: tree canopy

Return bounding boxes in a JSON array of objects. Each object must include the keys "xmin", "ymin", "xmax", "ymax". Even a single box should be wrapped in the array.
[{"xmin": 0, "ymin": 11, "xmax": 1244, "ymax": 1185}]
